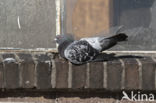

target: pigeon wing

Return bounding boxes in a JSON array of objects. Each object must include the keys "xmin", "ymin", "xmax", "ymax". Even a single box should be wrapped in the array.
[{"xmin": 64, "ymin": 40, "xmax": 99, "ymax": 64}]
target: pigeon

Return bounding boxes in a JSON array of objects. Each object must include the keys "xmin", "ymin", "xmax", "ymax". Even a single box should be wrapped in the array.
[{"xmin": 55, "ymin": 33, "xmax": 128, "ymax": 65}]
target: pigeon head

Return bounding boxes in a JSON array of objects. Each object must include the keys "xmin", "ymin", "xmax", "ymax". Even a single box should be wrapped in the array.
[
  {"xmin": 55, "ymin": 34, "xmax": 74, "ymax": 45},
  {"xmin": 54, "ymin": 35, "xmax": 63, "ymax": 44}
]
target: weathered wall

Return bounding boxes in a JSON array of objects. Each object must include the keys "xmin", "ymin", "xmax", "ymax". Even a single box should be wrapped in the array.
[
  {"xmin": 0, "ymin": 52, "xmax": 154, "ymax": 90},
  {"xmin": 110, "ymin": 0, "xmax": 156, "ymax": 50},
  {"xmin": 0, "ymin": 0, "xmax": 56, "ymax": 48},
  {"xmin": 64, "ymin": 0, "xmax": 156, "ymax": 50},
  {"xmin": 0, "ymin": 52, "xmax": 155, "ymax": 102},
  {"xmin": 1, "ymin": 0, "xmax": 156, "ymax": 50}
]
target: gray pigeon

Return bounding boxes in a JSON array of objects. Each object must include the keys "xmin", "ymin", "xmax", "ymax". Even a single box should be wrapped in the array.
[{"xmin": 55, "ymin": 33, "xmax": 128, "ymax": 65}]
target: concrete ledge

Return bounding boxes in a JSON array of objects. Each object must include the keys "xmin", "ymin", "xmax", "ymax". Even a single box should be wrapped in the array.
[{"xmin": 0, "ymin": 52, "xmax": 155, "ymax": 91}]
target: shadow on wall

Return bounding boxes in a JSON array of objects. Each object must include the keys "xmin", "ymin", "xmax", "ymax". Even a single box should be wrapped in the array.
[
  {"xmin": 119, "ymin": 0, "xmax": 155, "ymax": 29},
  {"xmin": 110, "ymin": 0, "xmax": 156, "ymax": 50}
]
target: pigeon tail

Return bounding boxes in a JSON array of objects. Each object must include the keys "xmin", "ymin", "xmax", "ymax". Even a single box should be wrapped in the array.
[
  {"xmin": 99, "ymin": 33, "xmax": 128, "ymax": 51},
  {"xmin": 109, "ymin": 33, "xmax": 128, "ymax": 42}
]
